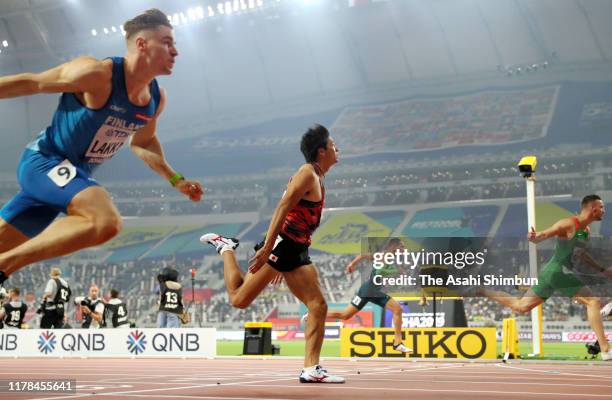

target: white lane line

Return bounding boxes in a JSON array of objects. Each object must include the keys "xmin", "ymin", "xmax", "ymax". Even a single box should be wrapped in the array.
[
  {"xmin": 330, "ymin": 376, "xmax": 612, "ymax": 388},
  {"xmin": 31, "ymin": 364, "xmax": 467, "ymax": 400},
  {"xmin": 31, "ymin": 376, "xmax": 303, "ymax": 400},
  {"xmin": 0, "ymin": 372, "xmax": 191, "ymax": 377},
  {"xmin": 398, "ymin": 372, "xmax": 611, "ymax": 382},
  {"xmin": 496, "ymin": 364, "xmax": 611, "ymax": 379},
  {"xmin": 241, "ymin": 383, "xmax": 612, "ymax": 397},
  {"xmin": 86, "ymin": 396, "xmax": 295, "ymax": 400},
  {"xmin": 357, "ymin": 363, "xmax": 468, "ymax": 376}
]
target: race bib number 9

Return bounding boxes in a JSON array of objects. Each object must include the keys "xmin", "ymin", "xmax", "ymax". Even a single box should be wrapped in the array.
[{"xmin": 47, "ymin": 160, "xmax": 77, "ymax": 188}]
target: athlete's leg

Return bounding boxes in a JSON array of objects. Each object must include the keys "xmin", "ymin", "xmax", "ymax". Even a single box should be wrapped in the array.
[
  {"xmin": 201, "ymin": 235, "xmax": 278, "ymax": 308},
  {"xmin": 0, "ymin": 218, "xmax": 29, "ymax": 253},
  {"xmin": 0, "ymin": 186, "xmax": 122, "ymax": 276},
  {"xmin": 328, "ymin": 304, "xmax": 359, "ymax": 320},
  {"xmin": 220, "ymin": 250, "xmax": 278, "ymax": 309},
  {"xmin": 283, "ymin": 264, "xmax": 327, "ymax": 368},
  {"xmin": 574, "ymin": 289, "xmax": 609, "ymax": 353},
  {"xmin": 385, "ymin": 298, "xmax": 405, "ymax": 346},
  {"xmin": 481, "ymin": 288, "xmax": 545, "ymax": 314}
]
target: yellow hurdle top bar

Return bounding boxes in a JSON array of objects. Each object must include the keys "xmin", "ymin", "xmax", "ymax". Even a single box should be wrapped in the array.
[{"xmin": 244, "ymin": 322, "xmax": 273, "ymax": 328}]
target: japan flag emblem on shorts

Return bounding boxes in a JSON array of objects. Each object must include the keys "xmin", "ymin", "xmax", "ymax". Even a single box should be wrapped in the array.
[{"xmin": 269, "ymin": 254, "xmax": 278, "ymax": 262}]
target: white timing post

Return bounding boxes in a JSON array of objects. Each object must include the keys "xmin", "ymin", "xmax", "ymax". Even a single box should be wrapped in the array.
[{"xmin": 517, "ymin": 155, "xmax": 543, "ymax": 356}]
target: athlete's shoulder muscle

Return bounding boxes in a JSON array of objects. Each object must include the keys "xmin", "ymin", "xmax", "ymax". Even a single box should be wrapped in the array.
[{"xmin": 35, "ymin": 56, "xmax": 111, "ymax": 94}]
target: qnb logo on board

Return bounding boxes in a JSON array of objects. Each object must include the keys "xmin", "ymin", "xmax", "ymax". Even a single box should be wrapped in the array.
[
  {"xmin": 38, "ymin": 331, "xmax": 57, "ymax": 354},
  {"xmin": 127, "ymin": 330, "xmax": 147, "ymax": 355}
]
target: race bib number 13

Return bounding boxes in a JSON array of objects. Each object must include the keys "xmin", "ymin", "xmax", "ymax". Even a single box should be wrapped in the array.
[{"xmin": 47, "ymin": 159, "xmax": 77, "ymax": 188}]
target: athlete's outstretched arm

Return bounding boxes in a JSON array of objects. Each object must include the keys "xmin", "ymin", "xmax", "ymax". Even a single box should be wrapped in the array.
[
  {"xmin": 249, "ymin": 165, "xmax": 315, "ymax": 273},
  {"xmin": 0, "ymin": 56, "xmax": 108, "ymax": 99},
  {"xmin": 130, "ymin": 88, "xmax": 203, "ymax": 202},
  {"xmin": 574, "ymin": 249, "xmax": 607, "ymax": 274},
  {"xmin": 346, "ymin": 240, "xmax": 402, "ymax": 273},
  {"xmin": 528, "ymin": 220, "xmax": 570, "ymax": 244},
  {"xmin": 346, "ymin": 254, "xmax": 372, "ymax": 273}
]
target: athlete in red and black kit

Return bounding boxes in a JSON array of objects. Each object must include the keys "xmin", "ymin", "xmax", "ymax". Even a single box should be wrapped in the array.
[
  {"xmin": 201, "ymin": 124, "xmax": 344, "ymax": 383},
  {"xmin": 259, "ymin": 172, "xmax": 325, "ymax": 273}
]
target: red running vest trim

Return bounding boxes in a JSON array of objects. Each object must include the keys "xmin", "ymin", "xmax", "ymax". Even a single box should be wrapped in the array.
[
  {"xmin": 571, "ymin": 215, "xmax": 590, "ymax": 233},
  {"xmin": 281, "ymin": 174, "xmax": 325, "ymax": 246}
]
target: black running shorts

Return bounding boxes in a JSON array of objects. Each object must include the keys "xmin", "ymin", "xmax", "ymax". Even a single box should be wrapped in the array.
[
  {"xmin": 255, "ymin": 234, "xmax": 312, "ymax": 272},
  {"xmin": 350, "ymin": 281, "xmax": 391, "ymax": 310}
]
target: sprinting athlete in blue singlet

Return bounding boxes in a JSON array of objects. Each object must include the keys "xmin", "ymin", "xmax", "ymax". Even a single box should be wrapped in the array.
[{"xmin": 0, "ymin": 9, "xmax": 203, "ymax": 285}]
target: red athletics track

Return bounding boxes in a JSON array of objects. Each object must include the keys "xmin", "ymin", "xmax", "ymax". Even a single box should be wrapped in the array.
[{"xmin": 0, "ymin": 358, "xmax": 610, "ymax": 400}]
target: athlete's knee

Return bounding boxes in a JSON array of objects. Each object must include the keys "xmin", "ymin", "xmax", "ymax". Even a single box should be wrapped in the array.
[
  {"xmin": 91, "ymin": 213, "xmax": 122, "ymax": 244},
  {"xmin": 515, "ymin": 303, "xmax": 534, "ymax": 314},
  {"xmin": 230, "ymin": 295, "xmax": 251, "ymax": 310},
  {"xmin": 307, "ymin": 298, "xmax": 328, "ymax": 317},
  {"xmin": 230, "ymin": 292, "xmax": 253, "ymax": 309},
  {"xmin": 339, "ymin": 310, "xmax": 355, "ymax": 320},
  {"xmin": 515, "ymin": 306, "xmax": 529, "ymax": 314},
  {"xmin": 389, "ymin": 302, "xmax": 402, "ymax": 315},
  {"xmin": 585, "ymin": 297, "xmax": 601, "ymax": 308},
  {"xmin": 231, "ymin": 299, "xmax": 250, "ymax": 309}
]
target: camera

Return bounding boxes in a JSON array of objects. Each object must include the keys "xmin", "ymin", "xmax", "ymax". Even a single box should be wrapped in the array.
[
  {"xmin": 36, "ymin": 302, "xmax": 46, "ymax": 314},
  {"xmin": 585, "ymin": 341, "xmax": 600, "ymax": 358},
  {"xmin": 74, "ymin": 296, "xmax": 92, "ymax": 309},
  {"xmin": 517, "ymin": 155, "xmax": 537, "ymax": 178}
]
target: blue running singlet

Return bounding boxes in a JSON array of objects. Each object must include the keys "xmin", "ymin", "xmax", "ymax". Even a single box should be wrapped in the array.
[{"xmin": 0, "ymin": 57, "xmax": 161, "ymax": 237}]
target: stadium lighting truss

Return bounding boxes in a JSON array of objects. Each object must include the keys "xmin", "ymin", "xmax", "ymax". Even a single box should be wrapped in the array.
[
  {"xmin": 88, "ymin": 0, "xmax": 361, "ymax": 38},
  {"xmin": 90, "ymin": 0, "xmax": 275, "ymax": 38}
]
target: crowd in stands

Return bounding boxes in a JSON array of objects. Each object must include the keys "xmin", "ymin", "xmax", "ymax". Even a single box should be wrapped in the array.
[
  {"xmin": 333, "ymin": 86, "xmax": 557, "ymax": 154},
  {"xmin": 30, "ymin": 155, "xmax": 595, "ymax": 215},
  {"xmin": 2, "ymin": 154, "xmax": 602, "ymax": 217}
]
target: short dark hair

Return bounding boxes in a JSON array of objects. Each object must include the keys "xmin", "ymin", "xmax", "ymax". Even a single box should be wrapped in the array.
[
  {"xmin": 110, "ymin": 289, "xmax": 120, "ymax": 298},
  {"xmin": 10, "ymin": 288, "xmax": 20, "ymax": 296},
  {"xmin": 300, "ymin": 124, "xmax": 329, "ymax": 163},
  {"xmin": 124, "ymin": 9, "xmax": 172, "ymax": 40},
  {"xmin": 581, "ymin": 194, "xmax": 601, "ymax": 208},
  {"xmin": 387, "ymin": 238, "xmax": 403, "ymax": 246},
  {"xmin": 384, "ymin": 238, "xmax": 403, "ymax": 252}
]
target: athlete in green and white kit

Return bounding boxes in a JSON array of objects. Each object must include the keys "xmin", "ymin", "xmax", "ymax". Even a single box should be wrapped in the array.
[
  {"xmin": 302, "ymin": 238, "xmax": 412, "ymax": 353},
  {"xmin": 483, "ymin": 194, "xmax": 612, "ymax": 360}
]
